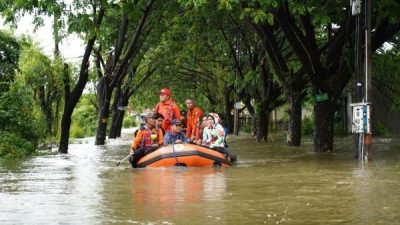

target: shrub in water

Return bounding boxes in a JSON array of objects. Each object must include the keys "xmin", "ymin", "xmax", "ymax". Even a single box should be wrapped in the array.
[{"xmin": 0, "ymin": 132, "xmax": 35, "ymax": 160}]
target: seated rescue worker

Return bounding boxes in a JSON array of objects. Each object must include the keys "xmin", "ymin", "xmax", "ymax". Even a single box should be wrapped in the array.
[
  {"xmin": 154, "ymin": 113, "xmax": 165, "ymax": 135},
  {"xmin": 163, "ymin": 119, "xmax": 190, "ymax": 144},
  {"xmin": 129, "ymin": 113, "xmax": 164, "ymax": 168}
]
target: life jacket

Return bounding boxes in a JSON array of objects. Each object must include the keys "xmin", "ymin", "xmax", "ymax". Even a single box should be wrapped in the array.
[
  {"xmin": 154, "ymin": 100, "xmax": 177, "ymax": 122},
  {"xmin": 139, "ymin": 129, "xmax": 157, "ymax": 150},
  {"xmin": 154, "ymin": 99, "xmax": 179, "ymax": 132}
]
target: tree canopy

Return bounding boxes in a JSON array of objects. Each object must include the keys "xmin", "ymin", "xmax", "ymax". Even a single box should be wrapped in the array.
[{"xmin": 1, "ymin": 0, "xmax": 400, "ymax": 156}]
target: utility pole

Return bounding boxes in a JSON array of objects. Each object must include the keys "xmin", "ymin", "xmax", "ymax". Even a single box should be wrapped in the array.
[
  {"xmin": 353, "ymin": 0, "xmax": 363, "ymax": 159},
  {"xmin": 350, "ymin": 0, "xmax": 372, "ymax": 161},
  {"xmin": 364, "ymin": 0, "xmax": 372, "ymax": 160}
]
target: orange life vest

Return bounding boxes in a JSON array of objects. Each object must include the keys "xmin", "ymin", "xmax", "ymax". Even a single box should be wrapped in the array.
[
  {"xmin": 154, "ymin": 100, "xmax": 176, "ymax": 121},
  {"xmin": 154, "ymin": 99, "xmax": 181, "ymax": 132},
  {"xmin": 139, "ymin": 130, "xmax": 157, "ymax": 150}
]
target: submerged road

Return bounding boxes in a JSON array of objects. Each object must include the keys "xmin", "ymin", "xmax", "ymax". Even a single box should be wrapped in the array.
[{"xmin": 1, "ymin": 131, "xmax": 400, "ymax": 224}]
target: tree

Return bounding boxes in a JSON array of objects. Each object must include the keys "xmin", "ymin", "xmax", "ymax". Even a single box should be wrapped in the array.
[
  {"xmin": 1, "ymin": 0, "xmax": 107, "ymax": 152},
  {"xmin": 60, "ymin": 4, "xmax": 105, "ymax": 152},
  {"xmin": 0, "ymin": 30, "xmax": 20, "ymax": 93},
  {"xmin": 93, "ymin": 0, "xmax": 163, "ymax": 145},
  {"xmin": 243, "ymin": 14, "xmax": 308, "ymax": 146},
  {"xmin": 18, "ymin": 44, "xmax": 63, "ymax": 135},
  {"xmin": 272, "ymin": 0, "xmax": 400, "ymax": 151},
  {"xmin": 220, "ymin": 14, "xmax": 285, "ymax": 141}
]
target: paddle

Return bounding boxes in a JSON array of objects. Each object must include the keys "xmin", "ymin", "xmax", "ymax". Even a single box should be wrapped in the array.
[{"xmin": 116, "ymin": 153, "xmax": 133, "ymax": 167}]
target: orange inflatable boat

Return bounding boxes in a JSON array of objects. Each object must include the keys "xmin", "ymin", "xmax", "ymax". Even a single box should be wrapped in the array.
[{"xmin": 136, "ymin": 143, "xmax": 233, "ymax": 168}]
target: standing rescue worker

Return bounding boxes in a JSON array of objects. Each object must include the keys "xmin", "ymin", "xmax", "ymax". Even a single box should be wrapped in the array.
[
  {"xmin": 185, "ymin": 98, "xmax": 203, "ymax": 142},
  {"xmin": 129, "ymin": 113, "xmax": 164, "ymax": 168},
  {"xmin": 154, "ymin": 88, "xmax": 182, "ymax": 133}
]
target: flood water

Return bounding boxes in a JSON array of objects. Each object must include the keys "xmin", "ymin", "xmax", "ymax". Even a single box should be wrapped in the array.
[{"xmin": 1, "ymin": 131, "xmax": 400, "ymax": 225}]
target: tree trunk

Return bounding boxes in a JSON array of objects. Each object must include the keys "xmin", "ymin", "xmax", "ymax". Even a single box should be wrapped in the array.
[
  {"xmin": 256, "ymin": 103, "xmax": 270, "ymax": 142},
  {"xmin": 108, "ymin": 109, "xmax": 120, "ymax": 139},
  {"xmin": 109, "ymin": 108, "xmax": 125, "ymax": 139},
  {"xmin": 313, "ymin": 99, "xmax": 335, "ymax": 152},
  {"xmin": 287, "ymin": 92, "xmax": 302, "ymax": 146},
  {"xmin": 59, "ymin": 111, "xmax": 72, "ymax": 153},
  {"xmin": 38, "ymin": 86, "xmax": 53, "ymax": 134},
  {"xmin": 115, "ymin": 111, "xmax": 125, "ymax": 137},
  {"xmin": 109, "ymin": 86, "xmax": 130, "ymax": 138},
  {"xmin": 223, "ymin": 89, "xmax": 234, "ymax": 133},
  {"xmin": 108, "ymin": 108, "xmax": 119, "ymax": 139},
  {"xmin": 95, "ymin": 101, "xmax": 110, "ymax": 145},
  {"xmin": 95, "ymin": 77, "xmax": 111, "ymax": 145},
  {"xmin": 59, "ymin": 64, "xmax": 73, "ymax": 153},
  {"xmin": 243, "ymin": 99, "xmax": 256, "ymax": 137}
]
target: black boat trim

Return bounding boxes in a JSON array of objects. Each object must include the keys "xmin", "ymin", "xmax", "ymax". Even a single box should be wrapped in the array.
[{"xmin": 137, "ymin": 150, "xmax": 233, "ymax": 167}]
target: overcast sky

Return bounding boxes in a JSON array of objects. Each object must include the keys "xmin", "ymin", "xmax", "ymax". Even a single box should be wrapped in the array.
[{"xmin": 0, "ymin": 14, "xmax": 83, "ymax": 62}]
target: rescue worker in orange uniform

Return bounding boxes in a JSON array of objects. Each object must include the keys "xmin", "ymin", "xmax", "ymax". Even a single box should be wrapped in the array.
[
  {"xmin": 185, "ymin": 98, "xmax": 204, "ymax": 142},
  {"xmin": 154, "ymin": 88, "xmax": 182, "ymax": 133},
  {"xmin": 129, "ymin": 113, "xmax": 164, "ymax": 168}
]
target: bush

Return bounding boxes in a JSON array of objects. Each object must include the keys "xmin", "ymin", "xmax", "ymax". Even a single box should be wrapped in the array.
[
  {"xmin": 0, "ymin": 132, "xmax": 35, "ymax": 160},
  {"xmin": 0, "ymin": 83, "xmax": 46, "ymax": 160},
  {"xmin": 123, "ymin": 116, "xmax": 138, "ymax": 128},
  {"xmin": 123, "ymin": 116, "xmax": 133, "ymax": 128},
  {"xmin": 70, "ymin": 123, "xmax": 86, "ymax": 138},
  {"xmin": 71, "ymin": 95, "xmax": 97, "ymax": 137}
]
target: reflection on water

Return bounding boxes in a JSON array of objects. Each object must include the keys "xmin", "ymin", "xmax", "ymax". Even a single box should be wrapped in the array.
[
  {"xmin": 1, "ymin": 132, "xmax": 400, "ymax": 224},
  {"xmin": 128, "ymin": 168, "xmax": 227, "ymax": 222}
]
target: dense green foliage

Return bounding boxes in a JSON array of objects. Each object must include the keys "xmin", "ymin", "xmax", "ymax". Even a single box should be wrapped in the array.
[
  {"xmin": 0, "ymin": 30, "xmax": 20, "ymax": 92},
  {"xmin": 0, "ymin": 32, "xmax": 47, "ymax": 161},
  {"xmin": 0, "ymin": 83, "xmax": 46, "ymax": 161},
  {"xmin": 70, "ymin": 94, "xmax": 97, "ymax": 138},
  {"xmin": 18, "ymin": 43, "xmax": 64, "ymax": 135},
  {"xmin": 122, "ymin": 115, "xmax": 138, "ymax": 128}
]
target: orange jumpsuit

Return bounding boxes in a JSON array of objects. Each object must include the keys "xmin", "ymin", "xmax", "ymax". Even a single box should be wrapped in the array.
[
  {"xmin": 185, "ymin": 106, "xmax": 203, "ymax": 138},
  {"xmin": 154, "ymin": 99, "xmax": 182, "ymax": 133}
]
